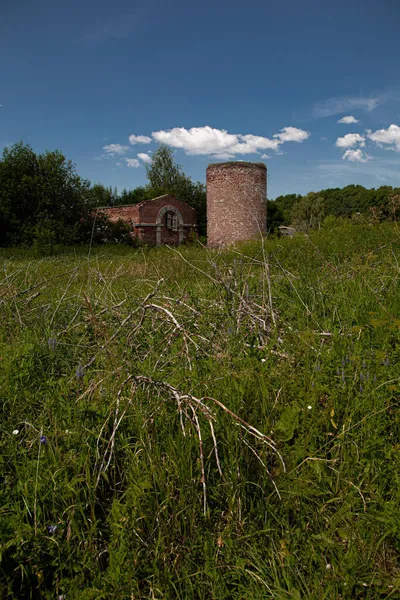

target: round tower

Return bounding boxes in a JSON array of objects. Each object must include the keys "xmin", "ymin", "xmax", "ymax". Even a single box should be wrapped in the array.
[{"xmin": 206, "ymin": 161, "xmax": 267, "ymax": 246}]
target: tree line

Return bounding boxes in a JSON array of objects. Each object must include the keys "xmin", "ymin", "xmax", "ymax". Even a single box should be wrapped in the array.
[
  {"xmin": 269, "ymin": 185, "xmax": 400, "ymax": 233},
  {"xmin": 1, "ymin": 141, "xmax": 399, "ymax": 251}
]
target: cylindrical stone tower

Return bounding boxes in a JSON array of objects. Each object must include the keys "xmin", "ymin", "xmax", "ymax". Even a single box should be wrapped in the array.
[{"xmin": 206, "ymin": 161, "xmax": 267, "ymax": 246}]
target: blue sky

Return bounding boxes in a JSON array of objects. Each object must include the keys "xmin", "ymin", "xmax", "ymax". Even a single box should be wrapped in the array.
[{"xmin": 1, "ymin": 0, "xmax": 400, "ymax": 198}]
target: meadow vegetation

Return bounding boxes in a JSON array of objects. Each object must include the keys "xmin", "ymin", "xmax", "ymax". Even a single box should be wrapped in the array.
[{"xmin": 1, "ymin": 222, "xmax": 399, "ymax": 598}]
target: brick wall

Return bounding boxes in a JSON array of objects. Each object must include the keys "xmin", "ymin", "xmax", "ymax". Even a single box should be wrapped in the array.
[
  {"xmin": 98, "ymin": 195, "xmax": 197, "ymax": 245},
  {"xmin": 206, "ymin": 162, "xmax": 267, "ymax": 246}
]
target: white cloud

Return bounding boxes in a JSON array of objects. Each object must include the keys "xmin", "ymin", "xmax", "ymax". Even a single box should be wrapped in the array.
[
  {"xmin": 103, "ymin": 143, "xmax": 130, "ymax": 156},
  {"xmin": 342, "ymin": 149, "xmax": 370, "ymax": 163},
  {"xmin": 273, "ymin": 126, "xmax": 310, "ymax": 143},
  {"xmin": 261, "ymin": 154, "xmax": 270, "ymax": 159},
  {"xmin": 313, "ymin": 95, "xmax": 382, "ymax": 118},
  {"xmin": 338, "ymin": 115, "xmax": 359, "ymax": 124},
  {"xmin": 151, "ymin": 125, "xmax": 310, "ymax": 157},
  {"xmin": 125, "ymin": 158, "xmax": 140, "ymax": 168},
  {"xmin": 367, "ymin": 124, "xmax": 400, "ymax": 151},
  {"xmin": 137, "ymin": 152, "xmax": 152, "ymax": 163},
  {"xmin": 209, "ymin": 152, "xmax": 236, "ymax": 160},
  {"xmin": 129, "ymin": 134, "xmax": 152, "ymax": 145},
  {"xmin": 335, "ymin": 133, "xmax": 365, "ymax": 148}
]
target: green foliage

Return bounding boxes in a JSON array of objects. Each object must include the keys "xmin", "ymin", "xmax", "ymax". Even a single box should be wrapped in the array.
[
  {"xmin": 291, "ymin": 192, "xmax": 326, "ymax": 231},
  {"xmin": 0, "ymin": 142, "xmax": 92, "ymax": 247},
  {"xmin": 88, "ymin": 183, "xmax": 119, "ymax": 207},
  {"xmin": 118, "ymin": 186, "xmax": 152, "ymax": 206},
  {"xmin": 269, "ymin": 185, "xmax": 400, "ymax": 233},
  {"xmin": 78, "ymin": 211, "xmax": 138, "ymax": 246},
  {"xmin": 0, "ymin": 224, "xmax": 399, "ymax": 598}
]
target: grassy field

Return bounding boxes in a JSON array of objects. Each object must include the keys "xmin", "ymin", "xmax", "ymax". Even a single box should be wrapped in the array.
[{"xmin": 1, "ymin": 223, "xmax": 399, "ymax": 599}]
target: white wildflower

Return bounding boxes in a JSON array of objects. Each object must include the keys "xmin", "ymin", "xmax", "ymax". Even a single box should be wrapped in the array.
[{"xmin": 12, "ymin": 429, "xmax": 19, "ymax": 435}]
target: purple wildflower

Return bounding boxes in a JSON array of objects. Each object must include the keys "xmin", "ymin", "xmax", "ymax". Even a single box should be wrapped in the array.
[
  {"xmin": 40, "ymin": 435, "xmax": 47, "ymax": 444},
  {"xmin": 47, "ymin": 525, "xmax": 57, "ymax": 535},
  {"xmin": 76, "ymin": 364, "xmax": 85, "ymax": 379}
]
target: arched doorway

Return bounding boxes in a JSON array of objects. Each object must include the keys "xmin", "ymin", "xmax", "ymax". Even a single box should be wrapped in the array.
[{"xmin": 156, "ymin": 205, "xmax": 184, "ymax": 245}]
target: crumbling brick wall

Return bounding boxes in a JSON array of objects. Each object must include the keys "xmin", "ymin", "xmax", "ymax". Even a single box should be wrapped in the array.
[
  {"xmin": 206, "ymin": 162, "xmax": 267, "ymax": 246},
  {"xmin": 98, "ymin": 195, "xmax": 197, "ymax": 245}
]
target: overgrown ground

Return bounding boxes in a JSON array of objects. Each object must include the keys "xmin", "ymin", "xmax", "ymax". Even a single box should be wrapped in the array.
[{"xmin": 1, "ymin": 223, "xmax": 399, "ymax": 599}]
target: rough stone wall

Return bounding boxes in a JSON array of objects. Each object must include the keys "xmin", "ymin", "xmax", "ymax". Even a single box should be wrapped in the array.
[
  {"xmin": 98, "ymin": 205, "xmax": 139, "ymax": 226},
  {"xmin": 98, "ymin": 195, "xmax": 197, "ymax": 245},
  {"xmin": 206, "ymin": 162, "xmax": 267, "ymax": 246}
]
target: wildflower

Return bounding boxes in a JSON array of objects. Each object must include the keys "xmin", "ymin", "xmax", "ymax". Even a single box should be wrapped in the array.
[
  {"xmin": 383, "ymin": 357, "xmax": 390, "ymax": 367},
  {"xmin": 47, "ymin": 525, "xmax": 57, "ymax": 535},
  {"xmin": 307, "ymin": 405, "xmax": 312, "ymax": 410},
  {"xmin": 326, "ymin": 563, "xmax": 332, "ymax": 570},
  {"xmin": 360, "ymin": 372, "xmax": 364, "ymax": 381},
  {"xmin": 40, "ymin": 435, "xmax": 47, "ymax": 444},
  {"xmin": 47, "ymin": 337, "xmax": 57, "ymax": 351},
  {"xmin": 261, "ymin": 358, "xmax": 266, "ymax": 363},
  {"xmin": 12, "ymin": 429, "xmax": 19, "ymax": 435},
  {"xmin": 76, "ymin": 364, "xmax": 84, "ymax": 379},
  {"xmin": 360, "ymin": 385, "xmax": 363, "ymax": 393}
]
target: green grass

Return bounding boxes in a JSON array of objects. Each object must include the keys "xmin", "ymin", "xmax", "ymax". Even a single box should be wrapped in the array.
[{"xmin": 1, "ymin": 223, "xmax": 399, "ymax": 599}]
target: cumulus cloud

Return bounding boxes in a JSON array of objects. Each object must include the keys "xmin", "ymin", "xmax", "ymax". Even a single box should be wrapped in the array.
[
  {"xmin": 151, "ymin": 125, "xmax": 309, "ymax": 157},
  {"xmin": 342, "ymin": 149, "xmax": 370, "ymax": 163},
  {"xmin": 125, "ymin": 158, "xmax": 140, "ymax": 168},
  {"xmin": 273, "ymin": 126, "xmax": 310, "ymax": 143},
  {"xmin": 338, "ymin": 115, "xmax": 359, "ymax": 124},
  {"xmin": 103, "ymin": 143, "xmax": 130, "ymax": 156},
  {"xmin": 129, "ymin": 134, "xmax": 152, "ymax": 145},
  {"xmin": 335, "ymin": 133, "xmax": 365, "ymax": 148},
  {"xmin": 367, "ymin": 124, "xmax": 400, "ymax": 151},
  {"xmin": 313, "ymin": 95, "xmax": 382, "ymax": 118},
  {"xmin": 137, "ymin": 152, "xmax": 152, "ymax": 163},
  {"xmin": 261, "ymin": 154, "xmax": 270, "ymax": 159}
]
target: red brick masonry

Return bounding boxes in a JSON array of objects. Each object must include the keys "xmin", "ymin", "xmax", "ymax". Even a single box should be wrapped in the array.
[
  {"xmin": 206, "ymin": 162, "xmax": 267, "ymax": 246},
  {"xmin": 98, "ymin": 195, "xmax": 197, "ymax": 245}
]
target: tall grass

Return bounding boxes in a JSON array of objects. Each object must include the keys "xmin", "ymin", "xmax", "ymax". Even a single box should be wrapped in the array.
[{"xmin": 0, "ymin": 223, "xmax": 399, "ymax": 599}]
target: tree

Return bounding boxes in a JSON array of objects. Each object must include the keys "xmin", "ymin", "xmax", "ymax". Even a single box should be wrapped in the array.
[
  {"xmin": 89, "ymin": 184, "xmax": 119, "ymax": 207},
  {"xmin": 291, "ymin": 193, "xmax": 326, "ymax": 231},
  {"xmin": 0, "ymin": 142, "xmax": 92, "ymax": 247},
  {"xmin": 118, "ymin": 186, "xmax": 151, "ymax": 206}
]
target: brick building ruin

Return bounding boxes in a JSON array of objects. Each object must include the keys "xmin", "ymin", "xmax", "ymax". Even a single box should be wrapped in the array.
[
  {"xmin": 98, "ymin": 194, "xmax": 197, "ymax": 246},
  {"xmin": 206, "ymin": 161, "xmax": 267, "ymax": 246}
]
